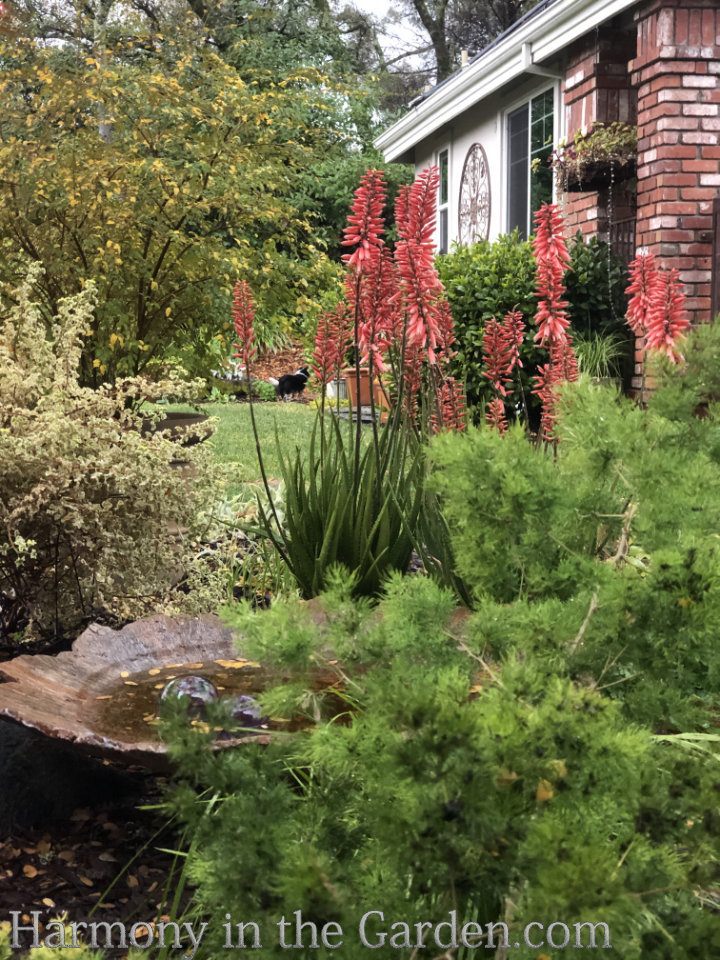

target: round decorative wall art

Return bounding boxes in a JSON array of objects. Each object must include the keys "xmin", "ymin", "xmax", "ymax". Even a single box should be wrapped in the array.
[{"xmin": 459, "ymin": 143, "xmax": 491, "ymax": 245}]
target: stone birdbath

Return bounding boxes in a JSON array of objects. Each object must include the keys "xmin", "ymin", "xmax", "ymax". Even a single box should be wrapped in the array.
[{"xmin": 0, "ymin": 615, "xmax": 287, "ymax": 771}]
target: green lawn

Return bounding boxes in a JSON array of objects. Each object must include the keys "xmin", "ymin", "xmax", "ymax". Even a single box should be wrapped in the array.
[{"xmin": 167, "ymin": 401, "xmax": 319, "ymax": 495}]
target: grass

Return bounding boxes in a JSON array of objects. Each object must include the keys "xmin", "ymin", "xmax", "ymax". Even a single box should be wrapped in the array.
[{"xmin": 166, "ymin": 401, "xmax": 319, "ymax": 496}]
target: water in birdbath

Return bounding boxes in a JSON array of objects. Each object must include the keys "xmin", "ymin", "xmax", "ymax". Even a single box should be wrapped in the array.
[{"xmin": 94, "ymin": 658, "xmax": 297, "ymax": 744}]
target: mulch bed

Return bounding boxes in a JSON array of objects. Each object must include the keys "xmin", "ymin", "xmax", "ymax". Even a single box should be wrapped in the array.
[
  {"xmin": 0, "ymin": 741, "xmax": 183, "ymax": 952},
  {"xmin": 220, "ymin": 341, "xmax": 317, "ymax": 404}
]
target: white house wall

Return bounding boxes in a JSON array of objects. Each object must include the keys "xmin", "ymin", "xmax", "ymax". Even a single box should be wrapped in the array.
[{"xmin": 412, "ymin": 73, "xmax": 564, "ymax": 250}]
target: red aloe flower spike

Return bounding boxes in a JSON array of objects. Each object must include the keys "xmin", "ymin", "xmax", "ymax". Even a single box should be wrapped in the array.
[
  {"xmin": 232, "ymin": 280, "xmax": 257, "ymax": 368},
  {"xmin": 486, "ymin": 397, "xmax": 508, "ymax": 434},
  {"xmin": 395, "ymin": 184, "xmax": 412, "ymax": 241},
  {"xmin": 533, "ymin": 296, "xmax": 570, "ymax": 346},
  {"xmin": 532, "ymin": 203, "xmax": 571, "ymax": 346},
  {"xmin": 434, "ymin": 299, "xmax": 458, "ymax": 363},
  {"xmin": 402, "ymin": 339, "xmax": 424, "ymax": 413},
  {"xmin": 625, "ymin": 252, "xmax": 658, "ymax": 337},
  {"xmin": 482, "ymin": 311, "xmax": 526, "ymax": 396},
  {"xmin": 532, "ymin": 364, "xmax": 560, "ymax": 443},
  {"xmin": 433, "ymin": 377, "xmax": 467, "ymax": 432},
  {"xmin": 341, "ymin": 169, "xmax": 387, "ymax": 273},
  {"xmin": 645, "ymin": 268, "xmax": 689, "ymax": 363},
  {"xmin": 533, "ymin": 203, "xmax": 571, "ymax": 271},
  {"xmin": 401, "ymin": 167, "xmax": 440, "ymax": 245},
  {"xmin": 395, "ymin": 238, "xmax": 444, "ymax": 361},
  {"xmin": 482, "ymin": 318, "xmax": 511, "ymax": 395},
  {"xmin": 502, "ymin": 310, "xmax": 526, "ymax": 372},
  {"xmin": 312, "ymin": 303, "xmax": 351, "ymax": 387},
  {"xmin": 357, "ymin": 251, "xmax": 397, "ymax": 373},
  {"xmin": 549, "ymin": 335, "xmax": 579, "ymax": 383}
]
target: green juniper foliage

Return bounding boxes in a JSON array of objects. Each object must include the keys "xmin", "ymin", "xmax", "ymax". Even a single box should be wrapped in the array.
[{"xmin": 165, "ymin": 574, "xmax": 719, "ymax": 959}]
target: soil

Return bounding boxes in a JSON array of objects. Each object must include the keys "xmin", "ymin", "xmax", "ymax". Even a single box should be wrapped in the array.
[{"xmin": 0, "ymin": 720, "xmax": 181, "ymax": 950}]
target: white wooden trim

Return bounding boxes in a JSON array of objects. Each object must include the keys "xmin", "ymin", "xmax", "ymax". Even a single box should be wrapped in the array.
[{"xmin": 375, "ymin": 0, "xmax": 637, "ymax": 162}]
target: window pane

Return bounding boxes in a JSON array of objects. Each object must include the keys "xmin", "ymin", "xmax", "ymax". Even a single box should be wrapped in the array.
[
  {"xmin": 530, "ymin": 89, "xmax": 554, "ymax": 221},
  {"xmin": 507, "ymin": 104, "xmax": 529, "ymax": 239},
  {"xmin": 439, "ymin": 208, "xmax": 448, "ymax": 255},
  {"xmin": 439, "ymin": 149, "xmax": 449, "ymax": 206}
]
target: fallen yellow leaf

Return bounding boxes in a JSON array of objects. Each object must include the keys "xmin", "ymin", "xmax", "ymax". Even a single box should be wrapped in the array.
[{"xmin": 536, "ymin": 779, "xmax": 554, "ymax": 803}]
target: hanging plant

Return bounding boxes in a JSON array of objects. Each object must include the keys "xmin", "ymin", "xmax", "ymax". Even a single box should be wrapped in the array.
[{"xmin": 550, "ymin": 122, "xmax": 638, "ymax": 192}]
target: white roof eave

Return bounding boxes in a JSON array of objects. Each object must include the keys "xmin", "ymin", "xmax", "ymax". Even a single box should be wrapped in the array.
[{"xmin": 375, "ymin": 0, "xmax": 638, "ymax": 162}]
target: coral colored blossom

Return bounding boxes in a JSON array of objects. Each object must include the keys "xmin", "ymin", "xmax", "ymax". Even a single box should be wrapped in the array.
[
  {"xmin": 532, "ymin": 203, "xmax": 571, "ymax": 346},
  {"xmin": 549, "ymin": 335, "xmax": 579, "ymax": 383},
  {"xmin": 395, "ymin": 239, "xmax": 445, "ymax": 362},
  {"xmin": 625, "ymin": 252, "xmax": 658, "ymax": 337},
  {"xmin": 645, "ymin": 268, "xmax": 689, "ymax": 363},
  {"xmin": 232, "ymin": 280, "xmax": 257, "ymax": 368},
  {"xmin": 312, "ymin": 304, "xmax": 352, "ymax": 386},
  {"xmin": 432, "ymin": 377, "xmax": 467, "ymax": 432},
  {"xmin": 486, "ymin": 397, "xmax": 508, "ymax": 434},
  {"xmin": 533, "ymin": 204, "xmax": 571, "ymax": 267},
  {"xmin": 532, "ymin": 364, "xmax": 560, "ymax": 443},
  {"xmin": 482, "ymin": 311, "xmax": 526, "ymax": 395},
  {"xmin": 398, "ymin": 167, "xmax": 439, "ymax": 245},
  {"xmin": 341, "ymin": 169, "xmax": 387, "ymax": 272},
  {"xmin": 356, "ymin": 251, "xmax": 398, "ymax": 372}
]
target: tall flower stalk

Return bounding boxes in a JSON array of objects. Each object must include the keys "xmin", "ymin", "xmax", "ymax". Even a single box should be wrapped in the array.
[
  {"xmin": 231, "ymin": 166, "xmax": 468, "ymax": 602},
  {"xmin": 531, "ymin": 203, "xmax": 577, "ymax": 444},
  {"xmin": 645, "ymin": 268, "xmax": 689, "ymax": 363},
  {"xmin": 625, "ymin": 252, "xmax": 688, "ymax": 400},
  {"xmin": 481, "ymin": 311, "xmax": 525, "ymax": 433}
]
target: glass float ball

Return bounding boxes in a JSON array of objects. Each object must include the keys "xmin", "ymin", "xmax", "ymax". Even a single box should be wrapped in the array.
[
  {"xmin": 160, "ymin": 675, "xmax": 218, "ymax": 716},
  {"xmin": 227, "ymin": 694, "xmax": 266, "ymax": 729}
]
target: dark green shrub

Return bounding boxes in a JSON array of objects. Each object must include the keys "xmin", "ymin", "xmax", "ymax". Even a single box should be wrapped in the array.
[
  {"xmin": 438, "ymin": 232, "xmax": 629, "ymax": 415},
  {"xmin": 564, "ymin": 233, "xmax": 628, "ymax": 336},
  {"xmin": 437, "ymin": 231, "xmax": 541, "ymax": 415}
]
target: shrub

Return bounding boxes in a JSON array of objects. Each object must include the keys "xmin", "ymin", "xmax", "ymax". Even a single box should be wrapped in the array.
[
  {"xmin": 431, "ymin": 340, "xmax": 720, "ymax": 731},
  {"xmin": 437, "ymin": 231, "xmax": 541, "ymax": 413},
  {"xmin": 163, "ymin": 575, "xmax": 719, "ymax": 959},
  {"xmin": 0, "ymin": 265, "xmax": 215, "ymax": 640},
  {"xmin": 438, "ymin": 232, "xmax": 629, "ymax": 414},
  {"xmin": 158, "ymin": 336, "xmax": 720, "ymax": 960}
]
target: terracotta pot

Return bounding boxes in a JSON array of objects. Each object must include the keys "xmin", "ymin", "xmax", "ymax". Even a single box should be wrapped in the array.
[{"xmin": 342, "ymin": 368, "xmax": 390, "ymax": 414}]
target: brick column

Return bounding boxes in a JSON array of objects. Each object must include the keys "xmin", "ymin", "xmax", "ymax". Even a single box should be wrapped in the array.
[
  {"xmin": 562, "ymin": 26, "xmax": 637, "ymax": 239},
  {"xmin": 632, "ymin": 0, "xmax": 720, "ymax": 327}
]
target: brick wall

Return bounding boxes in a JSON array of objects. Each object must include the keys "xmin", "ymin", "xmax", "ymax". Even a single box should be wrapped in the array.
[
  {"xmin": 631, "ymin": 0, "xmax": 720, "ymax": 390},
  {"xmin": 632, "ymin": 0, "xmax": 720, "ymax": 318},
  {"xmin": 561, "ymin": 25, "xmax": 637, "ymax": 251}
]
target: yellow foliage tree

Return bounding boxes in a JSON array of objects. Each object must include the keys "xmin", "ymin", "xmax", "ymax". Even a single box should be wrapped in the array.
[{"xmin": 0, "ymin": 33, "xmax": 339, "ymax": 383}]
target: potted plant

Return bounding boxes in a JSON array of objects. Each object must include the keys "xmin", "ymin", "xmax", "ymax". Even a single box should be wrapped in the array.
[{"xmin": 341, "ymin": 366, "xmax": 390, "ymax": 416}]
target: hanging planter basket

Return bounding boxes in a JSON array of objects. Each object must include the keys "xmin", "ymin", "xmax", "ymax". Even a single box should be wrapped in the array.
[{"xmin": 564, "ymin": 157, "xmax": 637, "ymax": 193}]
